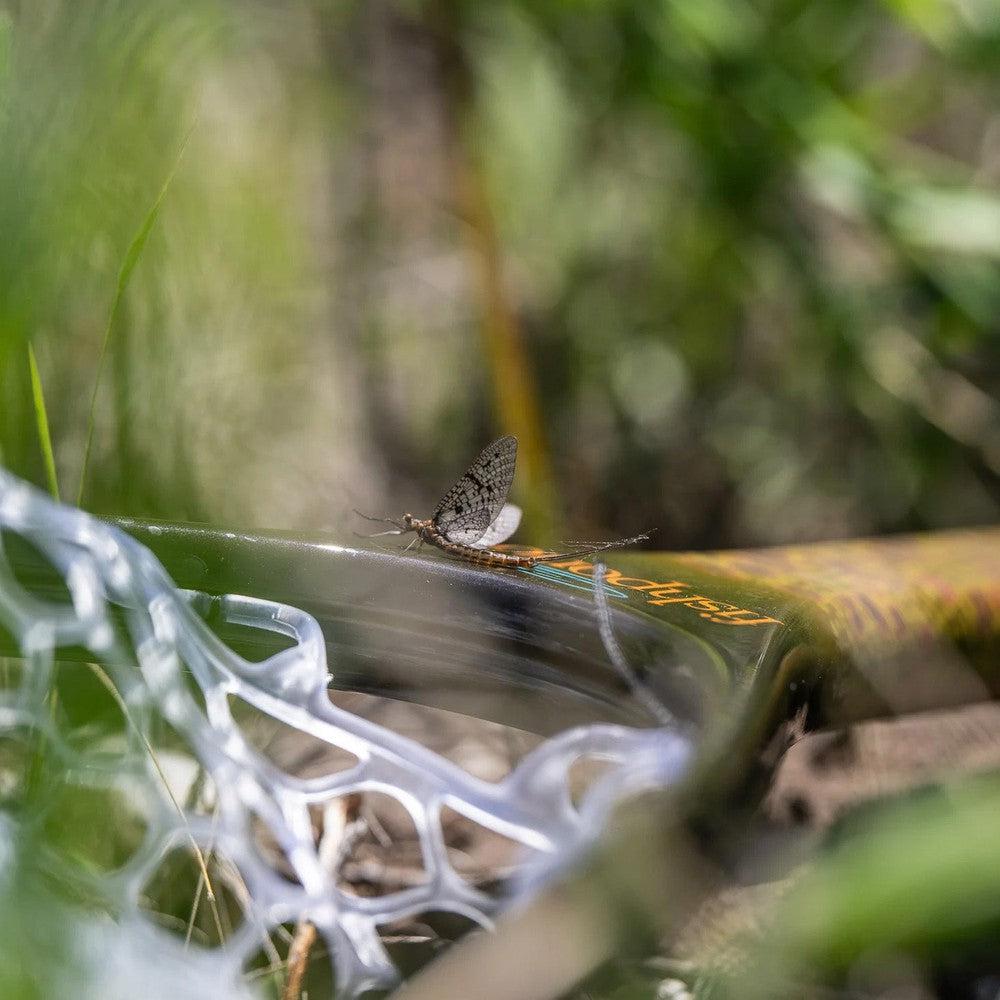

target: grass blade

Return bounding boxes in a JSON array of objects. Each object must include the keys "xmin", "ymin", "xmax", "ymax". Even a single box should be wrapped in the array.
[
  {"xmin": 28, "ymin": 342, "xmax": 60, "ymax": 501},
  {"xmin": 76, "ymin": 121, "xmax": 196, "ymax": 508}
]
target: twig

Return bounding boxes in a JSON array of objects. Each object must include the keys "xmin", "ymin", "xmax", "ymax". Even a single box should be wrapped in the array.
[
  {"xmin": 281, "ymin": 920, "xmax": 318, "ymax": 1000},
  {"xmin": 282, "ymin": 793, "xmax": 364, "ymax": 1000}
]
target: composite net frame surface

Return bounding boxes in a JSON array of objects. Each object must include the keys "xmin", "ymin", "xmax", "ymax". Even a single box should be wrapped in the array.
[{"xmin": 0, "ymin": 469, "xmax": 690, "ymax": 997}]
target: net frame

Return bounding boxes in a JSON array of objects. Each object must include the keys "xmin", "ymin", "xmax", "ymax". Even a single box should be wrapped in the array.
[{"xmin": 0, "ymin": 469, "xmax": 691, "ymax": 997}]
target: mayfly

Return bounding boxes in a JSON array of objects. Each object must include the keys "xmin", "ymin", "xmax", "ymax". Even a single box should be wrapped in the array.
[{"xmin": 355, "ymin": 435, "xmax": 650, "ymax": 568}]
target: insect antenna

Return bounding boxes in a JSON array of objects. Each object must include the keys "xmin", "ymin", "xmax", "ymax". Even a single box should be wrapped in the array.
[{"xmin": 352, "ymin": 510, "xmax": 409, "ymax": 537}]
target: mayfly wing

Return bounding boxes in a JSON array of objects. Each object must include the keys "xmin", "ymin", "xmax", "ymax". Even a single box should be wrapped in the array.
[
  {"xmin": 432, "ymin": 435, "xmax": 518, "ymax": 545},
  {"xmin": 470, "ymin": 503, "xmax": 522, "ymax": 550}
]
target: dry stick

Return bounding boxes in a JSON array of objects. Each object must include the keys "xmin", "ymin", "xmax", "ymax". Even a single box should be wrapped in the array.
[
  {"xmin": 180, "ymin": 768, "xmax": 226, "ymax": 950},
  {"xmin": 281, "ymin": 921, "xmax": 318, "ymax": 1000},
  {"xmin": 180, "ymin": 774, "xmax": 283, "ymax": 966},
  {"xmin": 183, "ymin": 805, "xmax": 250, "ymax": 952},
  {"xmin": 184, "ymin": 859, "xmax": 210, "ymax": 947},
  {"xmin": 282, "ymin": 793, "xmax": 364, "ymax": 1000}
]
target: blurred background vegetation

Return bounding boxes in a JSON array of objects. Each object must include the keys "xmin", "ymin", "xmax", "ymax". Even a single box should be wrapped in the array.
[{"xmin": 1, "ymin": 0, "xmax": 999, "ymax": 549}]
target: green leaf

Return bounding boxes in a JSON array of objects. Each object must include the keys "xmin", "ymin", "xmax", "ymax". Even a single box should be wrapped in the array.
[
  {"xmin": 76, "ymin": 121, "xmax": 196, "ymax": 508},
  {"xmin": 27, "ymin": 343, "xmax": 59, "ymax": 501}
]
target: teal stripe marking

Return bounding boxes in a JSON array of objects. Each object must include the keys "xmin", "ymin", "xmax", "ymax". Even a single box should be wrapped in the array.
[{"xmin": 520, "ymin": 563, "xmax": 630, "ymax": 599}]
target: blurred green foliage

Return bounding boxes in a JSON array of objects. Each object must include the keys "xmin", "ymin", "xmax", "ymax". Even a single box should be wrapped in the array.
[
  {"xmin": 711, "ymin": 773, "xmax": 1000, "ymax": 998},
  {"xmin": 1, "ymin": 0, "xmax": 998, "ymax": 544},
  {"xmin": 3, "ymin": 6, "xmax": 1000, "ymax": 995}
]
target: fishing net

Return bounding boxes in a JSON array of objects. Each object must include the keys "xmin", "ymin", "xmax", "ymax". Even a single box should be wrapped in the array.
[{"xmin": 0, "ymin": 468, "xmax": 691, "ymax": 997}]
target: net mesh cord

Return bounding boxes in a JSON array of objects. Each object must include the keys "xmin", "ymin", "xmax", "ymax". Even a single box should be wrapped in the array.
[{"xmin": 0, "ymin": 469, "xmax": 691, "ymax": 997}]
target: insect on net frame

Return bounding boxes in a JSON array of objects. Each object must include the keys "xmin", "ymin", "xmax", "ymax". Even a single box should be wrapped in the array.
[{"xmin": 354, "ymin": 434, "xmax": 650, "ymax": 567}]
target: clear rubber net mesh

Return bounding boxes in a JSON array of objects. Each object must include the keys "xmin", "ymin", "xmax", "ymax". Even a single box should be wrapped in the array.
[{"xmin": 0, "ymin": 469, "xmax": 690, "ymax": 997}]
